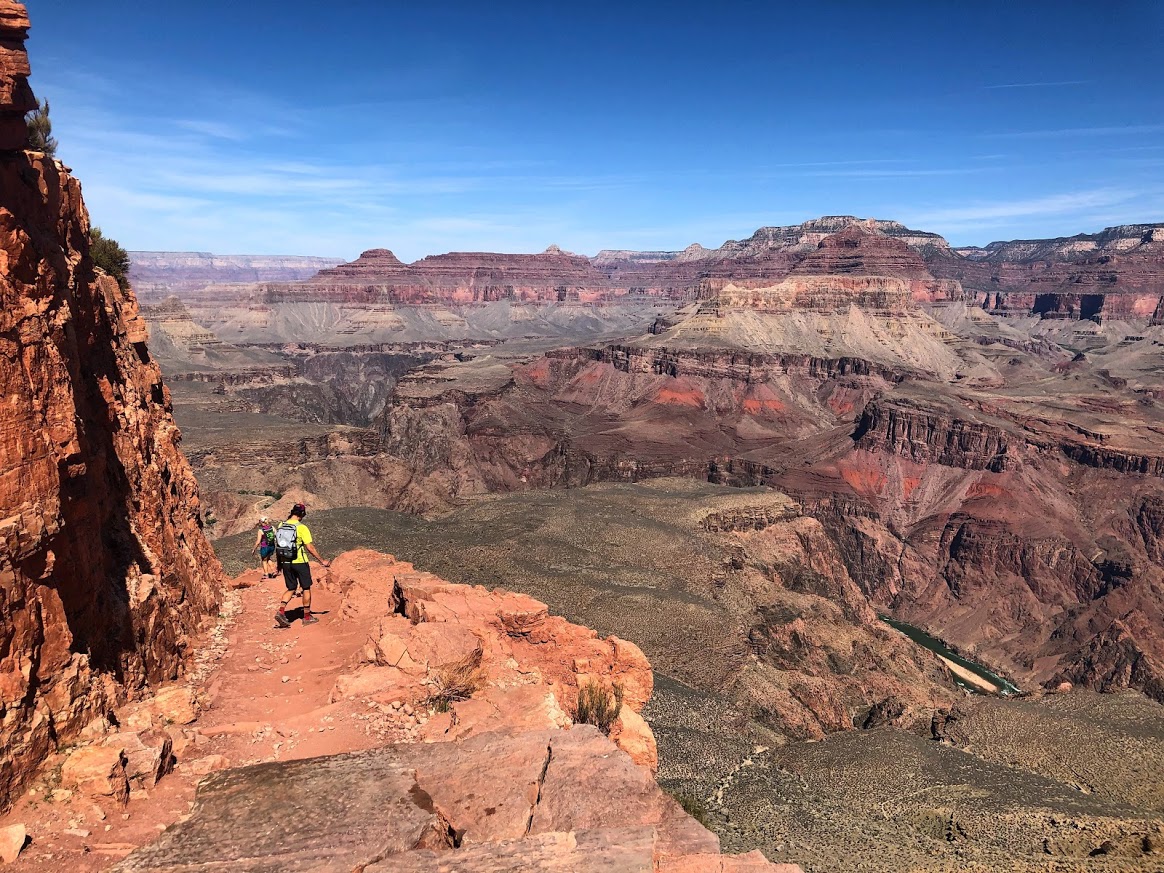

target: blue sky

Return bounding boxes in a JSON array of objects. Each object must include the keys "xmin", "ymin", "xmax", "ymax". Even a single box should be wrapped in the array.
[{"xmin": 28, "ymin": 1, "xmax": 1164, "ymax": 260}]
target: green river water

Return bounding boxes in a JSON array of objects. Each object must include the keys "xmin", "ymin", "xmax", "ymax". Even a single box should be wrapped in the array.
[{"xmin": 881, "ymin": 616, "xmax": 1021, "ymax": 696}]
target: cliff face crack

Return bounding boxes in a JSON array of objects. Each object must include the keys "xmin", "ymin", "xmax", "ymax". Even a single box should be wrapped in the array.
[{"xmin": 524, "ymin": 742, "xmax": 553, "ymax": 837}]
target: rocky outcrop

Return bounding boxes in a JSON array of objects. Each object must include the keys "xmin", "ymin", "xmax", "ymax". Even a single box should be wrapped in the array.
[
  {"xmin": 105, "ymin": 550, "xmax": 795, "ymax": 872},
  {"xmin": 115, "ymin": 729, "xmax": 789, "ymax": 873},
  {"xmin": 957, "ymin": 223, "xmax": 1164, "ymax": 264},
  {"xmin": 0, "ymin": 1, "xmax": 32, "ymax": 150},
  {"xmin": 787, "ymin": 226, "xmax": 964, "ymax": 303},
  {"xmin": 551, "ymin": 344, "xmax": 911, "ymax": 383},
  {"xmin": 853, "ymin": 398, "xmax": 1015, "ymax": 471},
  {"xmin": 1049, "ymin": 620, "xmax": 1164, "ymax": 701},
  {"xmin": 718, "ymin": 275, "xmax": 919, "ymax": 313},
  {"xmin": 184, "ymin": 428, "xmax": 382, "ymax": 468},
  {"xmin": 590, "ymin": 217, "xmax": 957, "ymax": 296},
  {"xmin": 139, "ymin": 296, "xmax": 223, "ymax": 350},
  {"xmin": 718, "ymin": 216, "xmax": 955, "ymax": 259},
  {"xmin": 0, "ymin": 3, "xmax": 221, "ymax": 811}
]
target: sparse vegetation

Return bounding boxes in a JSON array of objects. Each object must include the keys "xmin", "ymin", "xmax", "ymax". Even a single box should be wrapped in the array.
[
  {"xmin": 90, "ymin": 227, "xmax": 131, "ymax": 291},
  {"xmin": 573, "ymin": 680, "xmax": 623, "ymax": 735},
  {"xmin": 667, "ymin": 789, "xmax": 711, "ymax": 827},
  {"xmin": 423, "ymin": 648, "xmax": 486, "ymax": 713},
  {"xmin": 25, "ymin": 98, "xmax": 57, "ymax": 156}
]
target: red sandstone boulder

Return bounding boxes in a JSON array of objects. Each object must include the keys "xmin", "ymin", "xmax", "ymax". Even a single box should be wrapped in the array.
[
  {"xmin": 326, "ymin": 550, "xmax": 658, "ymax": 768},
  {"xmin": 104, "ymin": 731, "xmax": 175, "ymax": 789},
  {"xmin": 60, "ymin": 746, "xmax": 130, "ymax": 805},
  {"xmin": 0, "ymin": 822, "xmax": 27, "ymax": 864}
]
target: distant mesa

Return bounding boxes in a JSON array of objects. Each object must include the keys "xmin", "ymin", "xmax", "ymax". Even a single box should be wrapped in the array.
[
  {"xmin": 792, "ymin": 226, "xmax": 934, "ymax": 279},
  {"xmin": 130, "ymin": 215, "xmax": 1164, "ymax": 326},
  {"xmin": 128, "ymin": 252, "xmax": 345, "ymax": 301}
]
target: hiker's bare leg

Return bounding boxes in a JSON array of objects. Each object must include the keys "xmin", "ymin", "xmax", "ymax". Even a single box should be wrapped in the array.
[{"xmin": 303, "ymin": 588, "xmax": 312, "ymax": 611}]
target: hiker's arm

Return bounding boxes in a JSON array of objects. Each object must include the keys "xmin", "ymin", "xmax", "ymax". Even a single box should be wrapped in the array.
[
  {"xmin": 251, "ymin": 531, "xmax": 261, "ymax": 554},
  {"xmin": 306, "ymin": 543, "xmax": 330, "ymax": 567}
]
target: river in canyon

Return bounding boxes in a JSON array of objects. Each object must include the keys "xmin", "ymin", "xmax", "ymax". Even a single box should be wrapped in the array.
[{"xmin": 881, "ymin": 616, "xmax": 1021, "ymax": 696}]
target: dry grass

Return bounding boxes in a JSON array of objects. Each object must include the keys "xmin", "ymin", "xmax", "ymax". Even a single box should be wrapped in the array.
[
  {"xmin": 574, "ymin": 680, "xmax": 624, "ymax": 735},
  {"xmin": 424, "ymin": 648, "xmax": 486, "ymax": 713}
]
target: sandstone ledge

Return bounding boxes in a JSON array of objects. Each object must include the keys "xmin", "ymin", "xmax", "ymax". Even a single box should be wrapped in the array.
[{"xmin": 112, "ymin": 550, "xmax": 796, "ymax": 872}]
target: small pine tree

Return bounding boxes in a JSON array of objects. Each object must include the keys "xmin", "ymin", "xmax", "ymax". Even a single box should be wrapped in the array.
[
  {"xmin": 91, "ymin": 227, "xmax": 131, "ymax": 291},
  {"xmin": 26, "ymin": 98, "xmax": 57, "ymax": 156}
]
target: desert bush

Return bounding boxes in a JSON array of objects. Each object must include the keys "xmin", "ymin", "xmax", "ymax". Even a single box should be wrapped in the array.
[
  {"xmin": 91, "ymin": 227, "xmax": 131, "ymax": 291},
  {"xmin": 573, "ymin": 680, "xmax": 624, "ymax": 735},
  {"xmin": 424, "ymin": 648, "xmax": 485, "ymax": 713},
  {"xmin": 26, "ymin": 98, "xmax": 57, "ymax": 156}
]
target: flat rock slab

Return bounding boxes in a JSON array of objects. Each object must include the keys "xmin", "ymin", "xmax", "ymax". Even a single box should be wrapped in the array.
[
  {"xmin": 367, "ymin": 827, "xmax": 658, "ymax": 872},
  {"xmin": 114, "ymin": 726, "xmax": 725, "ymax": 871},
  {"xmin": 113, "ymin": 752, "xmax": 436, "ymax": 872}
]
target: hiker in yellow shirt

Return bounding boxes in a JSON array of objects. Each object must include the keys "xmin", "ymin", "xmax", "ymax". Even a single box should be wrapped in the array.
[{"xmin": 273, "ymin": 503, "xmax": 330, "ymax": 627}]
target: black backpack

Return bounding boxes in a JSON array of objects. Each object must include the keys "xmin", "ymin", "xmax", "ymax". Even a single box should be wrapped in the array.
[{"xmin": 274, "ymin": 521, "xmax": 300, "ymax": 565}]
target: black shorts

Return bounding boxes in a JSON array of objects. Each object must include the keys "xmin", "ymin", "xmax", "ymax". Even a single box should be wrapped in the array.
[{"xmin": 282, "ymin": 562, "xmax": 313, "ymax": 591}]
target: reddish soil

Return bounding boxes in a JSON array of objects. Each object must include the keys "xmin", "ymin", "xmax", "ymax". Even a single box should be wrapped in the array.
[{"xmin": 0, "ymin": 565, "xmax": 407, "ymax": 871}]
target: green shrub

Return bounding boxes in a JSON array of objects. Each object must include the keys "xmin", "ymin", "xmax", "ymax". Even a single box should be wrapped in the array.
[
  {"xmin": 26, "ymin": 98, "xmax": 57, "ymax": 156},
  {"xmin": 573, "ymin": 680, "xmax": 623, "ymax": 735},
  {"xmin": 91, "ymin": 227, "xmax": 130, "ymax": 291}
]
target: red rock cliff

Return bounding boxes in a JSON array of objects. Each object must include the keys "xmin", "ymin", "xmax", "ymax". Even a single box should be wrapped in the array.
[{"xmin": 0, "ymin": 1, "xmax": 221, "ymax": 811}]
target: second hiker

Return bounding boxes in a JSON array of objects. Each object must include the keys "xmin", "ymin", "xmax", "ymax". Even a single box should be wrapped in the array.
[
  {"xmin": 273, "ymin": 502, "xmax": 330, "ymax": 627},
  {"xmin": 251, "ymin": 515, "xmax": 277, "ymax": 578}
]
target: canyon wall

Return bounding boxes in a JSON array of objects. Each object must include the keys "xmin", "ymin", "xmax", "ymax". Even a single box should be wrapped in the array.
[
  {"xmin": 128, "ymin": 252, "xmax": 343, "ymax": 301},
  {"xmin": 267, "ymin": 245, "xmax": 627, "ymax": 304},
  {"xmin": 0, "ymin": 3, "xmax": 221, "ymax": 811}
]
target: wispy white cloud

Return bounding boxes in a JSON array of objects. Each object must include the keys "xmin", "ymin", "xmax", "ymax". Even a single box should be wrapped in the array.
[
  {"xmin": 805, "ymin": 167, "xmax": 999, "ymax": 178},
  {"xmin": 906, "ymin": 189, "xmax": 1134, "ymax": 225},
  {"xmin": 983, "ymin": 80, "xmax": 1089, "ymax": 89},
  {"xmin": 173, "ymin": 119, "xmax": 248, "ymax": 141},
  {"xmin": 984, "ymin": 124, "xmax": 1164, "ymax": 139}
]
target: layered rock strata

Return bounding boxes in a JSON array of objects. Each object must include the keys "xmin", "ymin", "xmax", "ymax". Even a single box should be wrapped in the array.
[
  {"xmin": 127, "ymin": 252, "xmax": 343, "ymax": 301},
  {"xmin": 930, "ymin": 223, "xmax": 1164, "ymax": 321},
  {"xmin": 270, "ymin": 246, "xmax": 624, "ymax": 304},
  {"xmin": 0, "ymin": 2, "xmax": 221, "ymax": 811},
  {"xmin": 371, "ymin": 274, "xmax": 1164, "ymax": 706}
]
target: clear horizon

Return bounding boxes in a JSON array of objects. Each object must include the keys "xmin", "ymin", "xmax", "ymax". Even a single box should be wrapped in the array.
[{"xmin": 29, "ymin": 1, "xmax": 1164, "ymax": 260}]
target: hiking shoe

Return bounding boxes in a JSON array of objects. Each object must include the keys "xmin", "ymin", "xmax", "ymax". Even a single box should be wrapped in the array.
[
  {"xmin": 302, "ymin": 613, "xmax": 319, "ymax": 625},
  {"xmin": 274, "ymin": 610, "xmax": 291, "ymax": 628}
]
